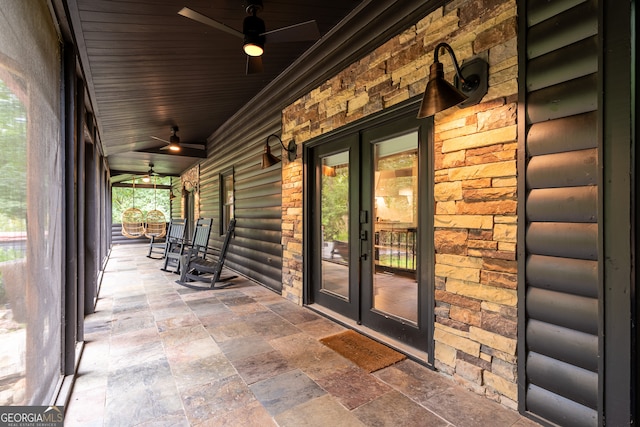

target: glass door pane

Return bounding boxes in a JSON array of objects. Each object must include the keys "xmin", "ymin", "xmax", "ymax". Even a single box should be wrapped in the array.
[
  {"xmin": 320, "ymin": 151, "xmax": 350, "ymax": 299},
  {"xmin": 310, "ymin": 135, "xmax": 359, "ymax": 320},
  {"xmin": 372, "ymin": 132, "xmax": 418, "ymax": 323}
]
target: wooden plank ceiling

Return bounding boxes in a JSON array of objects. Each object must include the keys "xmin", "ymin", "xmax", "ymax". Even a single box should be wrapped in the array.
[{"xmin": 67, "ymin": 0, "xmax": 363, "ymax": 178}]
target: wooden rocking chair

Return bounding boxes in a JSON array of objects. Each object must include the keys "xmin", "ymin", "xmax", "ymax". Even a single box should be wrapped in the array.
[
  {"xmin": 161, "ymin": 218, "xmax": 212, "ymax": 273},
  {"xmin": 177, "ymin": 218, "xmax": 238, "ymax": 290},
  {"xmin": 147, "ymin": 217, "xmax": 186, "ymax": 259}
]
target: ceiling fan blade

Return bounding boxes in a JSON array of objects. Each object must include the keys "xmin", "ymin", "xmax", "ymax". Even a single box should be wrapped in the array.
[
  {"xmin": 151, "ymin": 136, "xmax": 170, "ymax": 144},
  {"xmin": 178, "ymin": 7, "xmax": 244, "ymax": 39},
  {"xmin": 262, "ymin": 20, "xmax": 320, "ymax": 44},
  {"xmin": 181, "ymin": 143, "xmax": 205, "ymax": 150},
  {"xmin": 246, "ymin": 55, "xmax": 263, "ymax": 74}
]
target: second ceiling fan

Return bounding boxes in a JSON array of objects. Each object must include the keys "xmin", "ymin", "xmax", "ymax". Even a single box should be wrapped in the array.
[
  {"xmin": 151, "ymin": 126, "xmax": 205, "ymax": 152},
  {"xmin": 179, "ymin": 0, "xmax": 320, "ymax": 74}
]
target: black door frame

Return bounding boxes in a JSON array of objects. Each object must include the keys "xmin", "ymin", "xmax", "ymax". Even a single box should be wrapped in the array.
[
  {"xmin": 307, "ymin": 134, "xmax": 361, "ymax": 320},
  {"xmin": 303, "ymin": 98, "xmax": 435, "ymax": 359},
  {"xmin": 360, "ymin": 115, "xmax": 431, "ymax": 351}
]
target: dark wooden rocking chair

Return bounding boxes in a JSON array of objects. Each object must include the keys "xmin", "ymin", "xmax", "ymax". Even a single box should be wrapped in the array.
[
  {"xmin": 161, "ymin": 218, "xmax": 212, "ymax": 273},
  {"xmin": 147, "ymin": 217, "xmax": 186, "ymax": 259},
  {"xmin": 177, "ymin": 218, "xmax": 237, "ymax": 290}
]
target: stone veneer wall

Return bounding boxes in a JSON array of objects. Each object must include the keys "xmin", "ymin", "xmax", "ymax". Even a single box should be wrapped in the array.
[{"xmin": 280, "ymin": 0, "xmax": 518, "ymax": 408}]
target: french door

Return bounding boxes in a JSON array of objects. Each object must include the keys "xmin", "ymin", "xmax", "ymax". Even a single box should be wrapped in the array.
[{"xmin": 309, "ymin": 115, "xmax": 432, "ymax": 351}]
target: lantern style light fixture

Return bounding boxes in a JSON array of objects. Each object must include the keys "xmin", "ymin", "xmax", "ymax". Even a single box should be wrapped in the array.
[
  {"xmin": 261, "ymin": 134, "xmax": 297, "ymax": 168},
  {"xmin": 417, "ymin": 42, "xmax": 488, "ymax": 118}
]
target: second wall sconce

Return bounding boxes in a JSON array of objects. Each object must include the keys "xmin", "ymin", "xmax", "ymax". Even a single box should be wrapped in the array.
[
  {"xmin": 417, "ymin": 42, "xmax": 488, "ymax": 118},
  {"xmin": 261, "ymin": 134, "xmax": 297, "ymax": 169},
  {"xmin": 182, "ymin": 180, "xmax": 199, "ymax": 195}
]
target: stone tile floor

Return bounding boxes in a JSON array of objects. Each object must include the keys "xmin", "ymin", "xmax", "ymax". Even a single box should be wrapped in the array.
[{"xmin": 64, "ymin": 244, "xmax": 541, "ymax": 427}]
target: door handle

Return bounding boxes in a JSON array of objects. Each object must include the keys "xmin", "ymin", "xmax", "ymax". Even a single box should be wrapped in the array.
[{"xmin": 360, "ymin": 230, "xmax": 368, "ymax": 260}]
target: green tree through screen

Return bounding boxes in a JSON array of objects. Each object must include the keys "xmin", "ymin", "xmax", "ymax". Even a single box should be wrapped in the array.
[
  {"xmin": 0, "ymin": 79, "xmax": 27, "ymax": 232},
  {"xmin": 0, "ymin": 77, "xmax": 27, "ymax": 307},
  {"xmin": 112, "ymin": 177, "xmax": 172, "ymax": 223}
]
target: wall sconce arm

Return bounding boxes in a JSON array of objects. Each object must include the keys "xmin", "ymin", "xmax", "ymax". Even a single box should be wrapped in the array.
[
  {"xmin": 434, "ymin": 43, "xmax": 479, "ymax": 93},
  {"xmin": 417, "ymin": 42, "xmax": 488, "ymax": 118},
  {"xmin": 261, "ymin": 134, "xmax": 297, "ymax": 168},
  {"xmin": 268, "ymin": 134, "xmax": 297, "ymax": 162}
]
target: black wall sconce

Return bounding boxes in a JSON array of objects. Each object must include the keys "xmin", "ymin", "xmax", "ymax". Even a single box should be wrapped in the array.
[
  {"xmin": 261, "ymin": 134, "xmax": 297, "ymax": 169},
  {"xmin": 417, "ymin": 42, "xmax": 488, "ymax": 118}
]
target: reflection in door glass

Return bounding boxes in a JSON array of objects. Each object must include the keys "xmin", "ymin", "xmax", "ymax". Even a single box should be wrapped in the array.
[
  {"xmin": 373, "ymin": 132, "xmax": 418, "ymax": 323},
  {"xmin": 320, "ymin": 152, "xmax": 349, "ymax": 299}
]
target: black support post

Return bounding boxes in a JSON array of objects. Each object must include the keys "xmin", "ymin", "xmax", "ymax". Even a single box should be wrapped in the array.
[
  {"xmin": 63, "ymin": 43, "xmax": 77, "ymax": 376},
  {"xmin": 85, "ymin": 140, "xmax": 98, "ymax": 313}
]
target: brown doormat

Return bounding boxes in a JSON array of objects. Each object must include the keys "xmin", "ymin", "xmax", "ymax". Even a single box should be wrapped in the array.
[{"xmin": 319, "ymin": 330, "xmax": 406, "ymax": 372}]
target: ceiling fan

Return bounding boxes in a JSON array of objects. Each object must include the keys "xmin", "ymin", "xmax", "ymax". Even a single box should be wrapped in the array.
[
  {"xmin": 142, "ymin": 163, "xmax": 159, "ymax": 182},
  {"xmin": 150, "ymin": 126, "xmax": 205, "ymax": 152},
  {"xmin": 178, "ymin": 0, "xmax": 320, "ymax": 74},
  {"xmin": 146, "ymin": 163, "xmax": 160, "ymax": 176}
]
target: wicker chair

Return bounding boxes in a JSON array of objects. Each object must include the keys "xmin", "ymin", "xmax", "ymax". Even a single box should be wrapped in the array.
[
  {"xmin": 121, "ymin": 207, "xmax": 145, "ymax": 238},
  {"xmin": 145, "ymin": 210, "xmax": 167, "ymax": 240}
]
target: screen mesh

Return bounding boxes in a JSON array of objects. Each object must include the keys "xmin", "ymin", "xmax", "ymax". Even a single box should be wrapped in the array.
[{"xmin": 0, "ymin": 1, "xmax": 63, "ymax": 405}]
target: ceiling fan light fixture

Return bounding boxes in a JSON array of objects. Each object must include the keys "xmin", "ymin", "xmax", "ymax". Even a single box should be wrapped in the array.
[
  {"xmin": 243, "ymin": 14, "xmax": 265, "ymax": 57},
  {"xmin": 243, "ymin": 42, "xmax": 264, "ymax": 57},
  {"xmin": 168, "ymin": 127, "xmax": 181, "ymax": 151},
  {"xmin": 144, "ymin": 164, "xmax": 155, "ymax": 180}
]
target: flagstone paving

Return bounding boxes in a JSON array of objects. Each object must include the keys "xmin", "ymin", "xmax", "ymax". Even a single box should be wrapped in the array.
[{"xmin": 65, "ymin": 244, "xmax": 541, "ymax": 426}]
